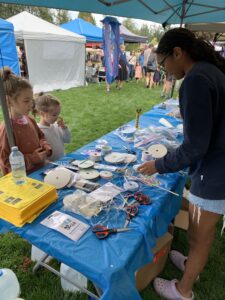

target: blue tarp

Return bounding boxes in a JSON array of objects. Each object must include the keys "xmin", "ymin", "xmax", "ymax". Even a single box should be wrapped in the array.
[
  {"xmin": 61, "ymin": 18, "xmax": 103, "ymax": 43},
  {"xmin": 0, "ymin": 105, "xmax": 187, "ymax": 300},
  {"xmin": 0, "ymin": 18, "xmax": 20, "ymax": 75}
]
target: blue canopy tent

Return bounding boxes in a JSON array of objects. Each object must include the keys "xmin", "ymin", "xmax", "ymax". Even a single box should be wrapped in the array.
[
  {"xmin": 61, "ymin": 18, "xmax": 102, "ymax": 43},
  {"xmin": 0, "ymin": 18, "xmax": 19, "ymax": 75}
]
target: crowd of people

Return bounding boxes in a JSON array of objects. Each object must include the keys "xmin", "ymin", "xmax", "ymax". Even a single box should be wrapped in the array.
[{"xmin": 85, "ymin": 43, "xmax": 174, "ymax": 97}]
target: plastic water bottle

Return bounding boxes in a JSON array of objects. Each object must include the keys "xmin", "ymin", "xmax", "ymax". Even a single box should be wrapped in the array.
[
  {"xmin": 9, "ymin": 146, "xmax": 26, "ymax": 185},
  {"xmin": 0, "ymin": 268, "xmax": 20, "ymax": 300},
  {"xmin": 60, "ymin": 263, "xmax": 87, "ymax": 292}
]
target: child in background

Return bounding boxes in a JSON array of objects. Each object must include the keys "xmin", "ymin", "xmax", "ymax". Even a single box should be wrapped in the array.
[
  {"xmin": 153, "ymin": 66, "xmax": 161, "ymax": 87},
  {"xmin": 135, "ymin": 61, "xmax": 142, "ymax": 82},
  {"xmin": 34, "ymin": 93, "xmax": 71, "ymax": 161},
  {"xmin": 0, "ymin": 68, "xmax": 52, "ymax": 175}
]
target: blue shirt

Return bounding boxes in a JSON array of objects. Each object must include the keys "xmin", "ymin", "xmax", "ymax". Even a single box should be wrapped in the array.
[{"xmin": 156, "ymin": 61, "xmax": 225, "ymax": 200}]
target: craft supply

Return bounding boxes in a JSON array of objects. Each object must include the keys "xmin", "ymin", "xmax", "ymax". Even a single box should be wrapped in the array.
[
  {"xmin": 135, "ymin": 108, "xmax": 142, "ymax": 129},
  {"xmin": 101, "ymin": 145, "xmax": 112, "ymax": 156},
  {"xmin": 99, "ymin": 171, "xmax": 113, "ymax": 180},
  {"xmin": 94, "ymin": 163, "xmax": 118, "ymax": 172},
  {"xmin": 79, "ymin": 169, "xmax": 99, "ymax": 180},
  {"xmin": 78, "ymin": 160, "xmax": 94, "ymax": 169},
  {"xmin": 41, "ymin": 211, "xmax": 90, "ymax": 241},
  {"xmin": 159, "ymin": 117, "xmax": 173, "ymax": 128},
  {"xmin": 95, "ymin": 139, "xmax": 108, "ymax": 150},
  {"xmin": 134, "ymin": 192, "xmax": 152, "ymax": 205},
  {"xmin": 89, "ymin": 151, "xmax": 102, "ymax": 162},
  {"xmin": 147, "ymin": 144, "xmax": 168, "ymax": 159},
  {"xmin": 141, "ymin": 150, "xmax": 153, "ymax": 161},
  {"xmin": 44, "ymin": 168, "xmax": 72, "ymax": 189},
  {"xmin": 92, "ymin": 225, "xmax": 132, "ymax": 239},
  {"xmin": 87, "ymin": 182, "xmax": 123, "ymax": 203},
  {"xmin": 124, "ymin": 204, "xmax": 138, "ymax": 228},
  {"xmin": 119, "ymin": 125, "xmax": 136, "ymax": 138},
  {"xmin": 49, "ymin": 161, "xmax": 79, "ymax": 172},
  {"xmin": 123, "ymin": 181, "xmax": 139, "ymax": 192},
  {"xmin": 122, "ymin": 146, "xmax": 136, "ymax": 155},
  {"xmin": 74, "ymin": 179, "xmax": 101, "ymax": 192},
  {"xmin": 104, "ymin": 152, "xmax": 136, "ymax": 164}
]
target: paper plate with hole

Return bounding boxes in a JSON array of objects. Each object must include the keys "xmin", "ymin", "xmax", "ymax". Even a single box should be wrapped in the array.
[
  {"xmin": 78, "ymin": 160, "xmax": 94, "ymax": 169},
  {"xmin": 44, "ymin": 168, "xmax": 72, "ymax": 189},
  {"xmin": 104, "ymin": 152, "xmax": 125, "ymax": 164},
  {"xmin": 147, "ymin": 144, "xmax": 168, "ymax": 159},
  {"xmin": 79, "ymin": 169, "xmax": 99, "ymax": 180}
]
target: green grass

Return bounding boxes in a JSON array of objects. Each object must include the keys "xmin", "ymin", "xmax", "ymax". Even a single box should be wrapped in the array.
[{"xmin": 0, "ymin": 81, "xmax": 225, "ymax": 300}]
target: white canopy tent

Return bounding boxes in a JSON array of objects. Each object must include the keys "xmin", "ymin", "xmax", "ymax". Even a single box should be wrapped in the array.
[
  {"xmin": 186, "ymin": 23, "xmax": 225, "ymax": 42},
  {"xmin": 7, "ymin": 11, "xmax": 86, "ymax": 93}
]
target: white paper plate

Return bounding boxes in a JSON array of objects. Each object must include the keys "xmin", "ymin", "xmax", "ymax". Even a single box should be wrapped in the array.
[
  {"xmin": 78, "ymin": 160, "xmax": 95, "ymax": 169},
  {"xmin": 147, "ymin": 144, "xmax": 167, "ymax": 159},
  {"xmin": 44, "ymin": 168, "xmax": 72, "ymax": 189},
  {"xmin": 79, "ymin": 169, "xmax": 99, "ymax": 180}
]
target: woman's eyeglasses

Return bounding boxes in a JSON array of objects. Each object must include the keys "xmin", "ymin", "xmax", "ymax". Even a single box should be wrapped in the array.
[{"xmin": 158, "ymin": 53, "xmax": 171, "ymax": 68}]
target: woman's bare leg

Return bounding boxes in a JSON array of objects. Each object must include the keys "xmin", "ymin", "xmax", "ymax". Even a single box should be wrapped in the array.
[{"xmin": 176, "ymin": 204, "xmax": 221, "ymax": 298}]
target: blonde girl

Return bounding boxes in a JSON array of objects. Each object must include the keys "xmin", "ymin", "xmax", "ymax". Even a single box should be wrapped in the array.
[
  {"xmin": 0, "ymin": 68, "xmax": 52, "ymax": 175},
  {"xmin": 34, "ymin": 93, "xmax": 71, "ymax": 161}
]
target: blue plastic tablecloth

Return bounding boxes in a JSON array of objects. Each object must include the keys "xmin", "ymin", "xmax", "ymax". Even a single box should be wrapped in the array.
[{"xmin": 0, "ymin": 104, "xmax": 186, "ymax": 300}]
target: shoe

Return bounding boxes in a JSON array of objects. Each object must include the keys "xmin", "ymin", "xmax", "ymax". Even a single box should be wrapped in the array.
[
  {"xmin": 169, "ymin": 250, "xmax": 187, "ymax": 272},
  {"xmin": 153, "ymin": 278, "xmax": 194, "ymax": 300}
]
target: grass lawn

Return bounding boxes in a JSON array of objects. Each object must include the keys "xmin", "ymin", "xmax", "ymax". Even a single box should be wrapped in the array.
[{"xmin": 0, "ymin": 81, "xmax": 225, "ymax": 300}]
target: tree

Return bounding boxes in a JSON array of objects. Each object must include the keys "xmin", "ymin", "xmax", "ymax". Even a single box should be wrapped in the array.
[
  {"xmin": 78, "ymin": 12, "xmax": 96, "ymax": 25},
  {"xmin": 122, "ymin": 18, "xmax": 138, "ymax": 34},
  {"xmin": 55, "ymin": 10, "xmax": 71, "ymax": 25},
  {"xmin": 0, "ymin": 3, "xmax": 54, "ymax": 23}
]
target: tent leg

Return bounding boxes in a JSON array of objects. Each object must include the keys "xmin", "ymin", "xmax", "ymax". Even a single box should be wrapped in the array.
[{"xmin": 0, "ymin": 77, "xmax": 15, "ymax": 148}]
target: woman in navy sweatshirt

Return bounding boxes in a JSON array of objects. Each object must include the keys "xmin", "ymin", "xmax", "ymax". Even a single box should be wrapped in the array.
[{"xmin": 138, "ymin": 28, "xmax": 225, "ymax": 300}]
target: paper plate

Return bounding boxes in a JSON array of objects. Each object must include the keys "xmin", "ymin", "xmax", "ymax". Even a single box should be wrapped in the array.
[
  {"xmin": 147, "ymin": 144, "xmax": 168, "ymax": 159},
  {"xmin": 99, "ymin": 171, "xmax": 113, "ymax": 180},
  {"xmin": 79, "ymin": 169, "xmax": 99, "ymax": 180},
  {"xmin": 104, "ymin": 152, "xmax": 125, "ymax": 164},
  {"xmin": 44, "ymin": 168, "xmax": 72, "ymax": 189},
  {"xmin": 78, "ymin": 160, "xmax": 94, "ymax": 169}
]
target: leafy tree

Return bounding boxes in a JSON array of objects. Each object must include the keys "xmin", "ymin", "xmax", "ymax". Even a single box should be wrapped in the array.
[
  {"xmin": 55, "ymin": 10, "xmax": 71, "ymax": 25},
  {"xmin": 122, "ymin": 18, "xmax": 138, "ymax": 34},
  {"xmin": 78, "ymin": 12, "xmax": 96, "ymax": 25}
]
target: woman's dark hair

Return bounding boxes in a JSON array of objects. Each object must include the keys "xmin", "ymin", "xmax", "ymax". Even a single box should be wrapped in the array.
[{"xmin": 156, "ymin": 28, "xmax": 225, "ymax": 74}]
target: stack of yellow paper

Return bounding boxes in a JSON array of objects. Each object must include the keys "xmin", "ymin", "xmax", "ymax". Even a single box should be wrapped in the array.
[{"xmin": 0, "ymin": 174, "xmax": 58, "ymax": 227}]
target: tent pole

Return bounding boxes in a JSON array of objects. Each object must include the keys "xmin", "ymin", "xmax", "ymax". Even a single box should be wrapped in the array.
[{"xmin": 0, "ymin": 77, "xmax": 15, "ymax": 148}]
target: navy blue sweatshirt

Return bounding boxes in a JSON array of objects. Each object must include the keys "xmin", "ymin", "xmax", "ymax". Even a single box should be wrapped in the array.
[{"xmin": 155, "ymin": 61, "xmax": 225, "ymax": 199}]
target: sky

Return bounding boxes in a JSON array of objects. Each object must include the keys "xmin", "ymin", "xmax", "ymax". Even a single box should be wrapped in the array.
[{"xmin": 69, "ymin": 11, "xmax": 159, "ymax": 28}]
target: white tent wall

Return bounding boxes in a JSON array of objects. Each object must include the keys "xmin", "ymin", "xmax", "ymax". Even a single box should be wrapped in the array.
[
  {"xmin": 8, "ymin": 11, "xmax": 86, "ymax": 93},
  {"xmin": 25, "ymin": 39, "xmax": 85, "ymax": 93}
]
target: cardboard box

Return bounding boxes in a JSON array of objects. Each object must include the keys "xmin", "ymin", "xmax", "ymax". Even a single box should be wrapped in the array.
[
  {"xmin": 135, "ymin": 232, "xmax": 173, "ymax": 291},
  {"xmin": 174, "ymin": 197, "xmax": 189, "ymax": 230}
]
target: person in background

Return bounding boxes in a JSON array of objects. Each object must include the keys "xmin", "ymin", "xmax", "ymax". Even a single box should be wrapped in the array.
[
  {"xmin": 139, "ymin": 49, "xmax": 145, "ymax": 78},
  {"xmin": 0, "ymin": 68, "xmax": 52, "ymax": 175},
  {"xmin": 116, "ymin": 45, "xmax": 129, "ymax": 90},
  {"xmin": 161, "ymin": 72, "xmax": 173, "ymax": 99},
  {"xmin": 146, "ymin": 47, "xmax": 157, "ymax": 88},
  {"xmin": 128, "ymin": 50, "xmax": 137, "ymax": 80},
  {"xmin": 153, "ymin": 65, "xmax": 161, "ymax": 87},
  {"xmin": 34, "ymin": 93, "xmax": 71, "ymax": 161},
  {"xmin": 138, "ymin": 28, "xmax": 225, "ymax": 300},
  {"xmin": 143, "ymin": 44, "xmax": 153, "ymax": 87},
  {"xmin": 135, "ymin": 61, "xmax": 142, "ymax": 82}
]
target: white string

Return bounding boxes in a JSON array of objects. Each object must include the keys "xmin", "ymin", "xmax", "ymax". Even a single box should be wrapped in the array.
[{"xmin": 221, "ymin": 214, "xmax": 225, "ymax": 236}]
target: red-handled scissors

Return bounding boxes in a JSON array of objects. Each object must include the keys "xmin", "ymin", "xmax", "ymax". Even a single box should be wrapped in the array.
[
  {"xmin": 124, "ymin": 204, "xmax": 138, "ymax": 228},
  {"xmin": 134, "ymin": 192, "xmax": 152, "ymax": 205},
  {"xmin": 92, "ymin": 225, "xmax": 132, "ymax": 239}
]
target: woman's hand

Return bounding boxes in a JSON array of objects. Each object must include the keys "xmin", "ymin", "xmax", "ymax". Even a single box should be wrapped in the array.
[{"xmin": 137, "ymin": 160, "xmax": 157, "ymax": 176}]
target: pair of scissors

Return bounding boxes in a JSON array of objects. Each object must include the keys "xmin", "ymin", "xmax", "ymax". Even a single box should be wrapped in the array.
[
  {"xmin": 134, "ymin": 192, "xmax": 152, "ymax": 205},
  {"xmin": 122, "ymin": 146, "xmax": 136, "ymax": 155},
  {"xmin": 124, "ymin": 204, "xmax": 138, "ymax": 228},
  {"xmin": 92, "ymin": 225, "xmax": 132, "ymax": 239}
]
